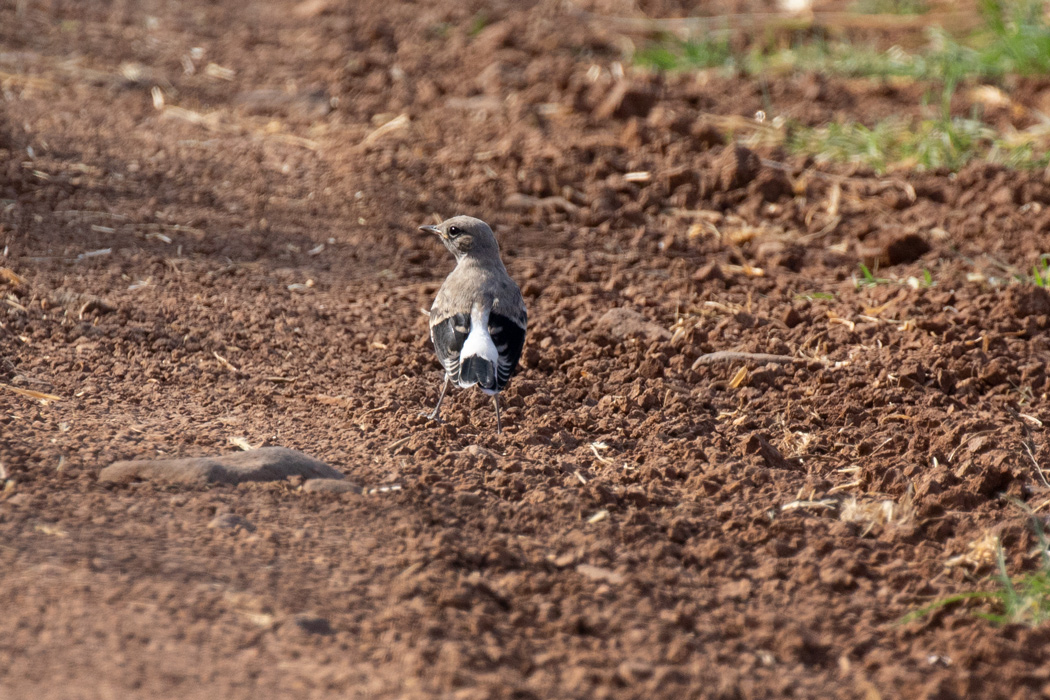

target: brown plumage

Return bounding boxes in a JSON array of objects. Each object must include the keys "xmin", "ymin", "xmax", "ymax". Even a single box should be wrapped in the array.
[{"xmin": 419, "ymin": 216, "xmax": 527, "ymax": 433}]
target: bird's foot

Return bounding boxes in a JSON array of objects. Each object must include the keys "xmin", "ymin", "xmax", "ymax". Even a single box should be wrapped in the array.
[{"xmin": 419, "ymin": 410, "xmax": 442, "ymax": 424}]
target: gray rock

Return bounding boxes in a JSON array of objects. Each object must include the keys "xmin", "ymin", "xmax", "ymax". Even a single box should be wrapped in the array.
[
  {"xmin": 208, "ymin": 512, "xmax": 255, "ymax": 532},
  {"xmin": 302, "ymin": 478, "xmax": 361, "ymax": 494},
  {"xmin": 99, "ymin": 447, "xmax": 344, "ymax": 485}
]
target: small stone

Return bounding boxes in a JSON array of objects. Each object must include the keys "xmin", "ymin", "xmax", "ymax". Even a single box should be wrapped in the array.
[
  {"xmin": 552, "ymin": 553, "xmax": 577, "ymax": 568},
  {"xmin": 303, "ymin": 478, "xmax": 362, "ymax": 494},
  {"xmin": 455, "ymin": 491, "xmax": 482, "ymax": 507},
  {"xmin": 208, "ymin": 513, "xmax": 256, "ymax": 532},
  {"xmin": 290, "ymin": 614, "xmax": 333, "ymax": 635},
  {"xmin": 617, "ymin": 660, "xmax": 655, "ymax": 683},
  {"xmin": 99, "ymin": 447, "xmax": 345, "ymax": 486},
  {"xmin": 720, "ymin": 578, "xmax": 753, "ymax": 600},
  {"xmin": 990, "ymin": 185, "xmax": 1017, "ymax": 206},
  {"xmin": 576, "ymin": 563, "xmax": 625, "ymax": 585},
  {"xmin": 292, "ymin": 0, "xmax": 331, "ymax": 17}
]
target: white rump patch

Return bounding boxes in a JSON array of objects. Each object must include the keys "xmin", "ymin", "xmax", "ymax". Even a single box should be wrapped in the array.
[{"xmin": 461, "ymin": 304, "xmax": 498, "ymax": 365}]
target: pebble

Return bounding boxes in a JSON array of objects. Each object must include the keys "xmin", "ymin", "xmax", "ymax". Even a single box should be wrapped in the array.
[
  {"xmin": 207, "ymin": 513, "xmax": 256, "ymax": 532},
  {"xmin": 289, "ymin": 614, "xmax": 333, "ymax": 635}
]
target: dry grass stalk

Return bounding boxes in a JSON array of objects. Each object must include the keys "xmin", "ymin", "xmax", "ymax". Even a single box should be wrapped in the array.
[
  {"xmin": 945, "ymin": 531, "xmax": 1000, "ymax": 570},
  {"xmin": 839, "ymin": 487, "xmax": 916, "ymax": 537},
  {"xmin": 0, "ymin": 268, "xmax": 26, "ymax": 287},
  {"xmin": 361, "ymin": 113, "xmax": 410, "ymax": 146},
  {"xmin": 781, "ymin": 498, "xmax": 836, "ymax": 512},
  {"xmin": 0, "ymin": 383, "xmax": 62, "ymax": 403},
  {"xmin": 228, "ymin": 436, "xmax": 254, "ymax": 451},
  {"xmin": 212, "ymin": 351, "xmax": 241, "ymax": 373},
  {"xmin": 589, "ymin": 442, "xmax": 613, "ymax": 464},
  {"xmin": 779, "ymin": 429, "xmax": 814, "ymax": 458}
]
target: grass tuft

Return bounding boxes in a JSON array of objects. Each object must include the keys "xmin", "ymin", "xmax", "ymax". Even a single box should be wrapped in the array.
[
  {"xmin": 855, "ymin": 263, "xmax": 891, "ymax": 287},
  {"xmin": 851, "ymin": 0, "xmax": 929, "ymax": 13},
  {"xmin": 633, "ymin": 1, "xmax": 1050, "ymax": 80},
  {"xmin": 785, "ymin": 114, "xmax": 1050, "ymax": 173},
  {"xmin": 634, "ymin": 35, "xmax": 734, "ymax": 72},
  {"xmin": 1029, "ymin": 254, "xmax": 1050, "ymax": 288},
  {"xmin": 795, "ymin": 291, "xmax": 837, "ymax": 301},
  {"xmin": 632, "ymin": 2, "xmax": 1050, "ymax": 172},
  {"xmin": 469, "ymin": 11, "xmax": 489, "ymax": 38},
  {"xmin": 904, "ymin": 500, "xmax": 1050, "ymax": 627}
]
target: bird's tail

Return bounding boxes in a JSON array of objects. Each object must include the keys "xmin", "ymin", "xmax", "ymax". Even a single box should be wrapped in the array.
[{"xmin": 460, "ymin": 356, "xmax": 498, "ymax": 392}]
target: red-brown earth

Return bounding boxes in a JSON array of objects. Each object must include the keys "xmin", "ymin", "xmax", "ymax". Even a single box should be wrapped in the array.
[{"xmin": 3, "ymin": 1, "xmax": 1050, "ymax": 698}]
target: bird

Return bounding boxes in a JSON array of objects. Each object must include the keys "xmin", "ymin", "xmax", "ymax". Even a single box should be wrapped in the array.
[{"xmin": 419, "ymin": 215, "xmax": 527, "ymax": 433}]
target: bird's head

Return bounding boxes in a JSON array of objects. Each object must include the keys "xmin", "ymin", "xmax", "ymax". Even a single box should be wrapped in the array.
[{"xmin": 419, "ymin": 215, "xmax": 500, "ymax": 263}]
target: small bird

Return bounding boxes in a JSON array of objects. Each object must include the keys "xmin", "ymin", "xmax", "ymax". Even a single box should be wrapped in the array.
[{"xmin": 420, "ymin": 215, "xmax": 527, "ymax": 433}]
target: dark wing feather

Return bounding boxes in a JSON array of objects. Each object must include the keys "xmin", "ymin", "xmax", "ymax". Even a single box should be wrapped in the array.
[
  {"xmin": 430, "ymin": 313, "xmax": 470, "ymax": 382},
  {"xmin": 488, "ymin": 312, "xmax": 526, "ymax": 390}
]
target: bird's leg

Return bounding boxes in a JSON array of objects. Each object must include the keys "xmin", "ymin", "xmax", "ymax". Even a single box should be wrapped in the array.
[
  {"xmin": 422, "ymin": 375, "xmax": 450, "ymax": 422},
  {"xmin": 492, "ymin": 393, "xmax": 502, "ymax": 434}
]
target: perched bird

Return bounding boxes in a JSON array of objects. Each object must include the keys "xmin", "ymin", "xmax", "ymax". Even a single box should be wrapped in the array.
[{"xmin": 420, "ymin": 215, "xmax": 527, "ymax": 433}]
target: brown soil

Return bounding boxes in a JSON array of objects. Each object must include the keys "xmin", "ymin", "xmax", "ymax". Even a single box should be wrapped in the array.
[{"xmin": 4, "ymin": 1, "xmax": 1050, "ymax": 698}]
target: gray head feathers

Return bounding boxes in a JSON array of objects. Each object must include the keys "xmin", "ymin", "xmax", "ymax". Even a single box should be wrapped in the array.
[{"xmin": 419, "ymin": 215, "xmax": 502, "ymax": 264}]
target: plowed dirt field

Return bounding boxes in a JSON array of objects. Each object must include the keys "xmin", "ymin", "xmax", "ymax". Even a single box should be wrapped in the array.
[{"xmin": 4, "ymin": 1, "xmax": 1050, "ymax": 698}]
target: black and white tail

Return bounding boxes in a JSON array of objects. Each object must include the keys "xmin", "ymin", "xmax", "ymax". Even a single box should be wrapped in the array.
[{"xmin": 459, "ymin": 303, "xmax": 500, "ymax": 394}]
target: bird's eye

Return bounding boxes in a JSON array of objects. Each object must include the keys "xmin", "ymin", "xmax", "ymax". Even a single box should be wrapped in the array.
[{"xmin": 448, "ymin": 226, "xmax": 461, "ymax": 236}]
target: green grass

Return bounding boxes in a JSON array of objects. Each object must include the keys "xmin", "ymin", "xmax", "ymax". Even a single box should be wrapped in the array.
[
  {"xmin": 905, "ymin": 502, "xmax": 1050, "ymax": 627},
  {"xmin": 632, "ymin": 2, "xmax": 1050, "ymax": 172},
  {"xmin": 1027, "ymin": 254, "xmax": 1050, "ymax": 287},
  {"xmin": 851, "ymin": 0, "xmax": 929, "ymax": 13},
  {"xmin": 784, "ymin": 115, "xmax": 1050, "ymax": 173},
  {"xmin": 855, "ymin": 263, "xmax": 892, "ymax": 287},
  {"xmin": 634, "ymin": 1, "xmax": 1050, "ymax": 81},
  {"xmin": 634, "ymin": 35, "xmax": 735, "ymax": 72},
  {"xmin": 469, "ymin": 11, "xmax": 489, "ymax": 37}
]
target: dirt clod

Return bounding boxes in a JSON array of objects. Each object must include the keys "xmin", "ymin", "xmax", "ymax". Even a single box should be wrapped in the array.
[
  {"xmin": 596, "ymin": 307, "xmax": 671, "ymax": 342},
  {"xmin": 884, "ymin": 232, "xmax": 932, "ymax": 265},
  {"xmin": 713, "ymin": 144, "xmax": 762, "ymax": 192}
]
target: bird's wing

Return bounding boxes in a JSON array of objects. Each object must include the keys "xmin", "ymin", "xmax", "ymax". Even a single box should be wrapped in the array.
[
  {"xmin": 430, "ymin": 312, "xmax": 471, "ymax": 382},
  {"xmin": 487, "ymin": 312, "xmax": 526, "ymax": 389}
]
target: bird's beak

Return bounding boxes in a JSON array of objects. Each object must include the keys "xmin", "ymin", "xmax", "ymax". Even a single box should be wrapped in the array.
[{"xmin": 419, "ymin": 225, "xmax": 442, "ymax": 237}]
